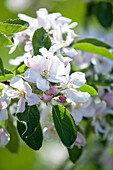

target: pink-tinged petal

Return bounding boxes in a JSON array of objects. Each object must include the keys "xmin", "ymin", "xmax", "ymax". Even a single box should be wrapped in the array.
[
  {"xmin": 64, "ymin": 89, "xmax": 90, "ymax": 103},
  {"xmin": 36, "ymin": 77, "xmax": 49, "ymax": 92},
  {"xmin": 25, "ymin": 55, "xmax": 48, "ymax": 71},
  {"xmin": 10, "ymin": 76, "xmax": 24, "ymax": 91},
  {"xmin": 49, "ymin": 86, "xmax": 60, "ymax": 95},
  {"xmin": 95, "ymin": 101, "xmax": 106, "ymax": 115},
  {"xmin": 70, "ymin": 72, "xmax": 86, "ymax": 88},
  {"xmin": 75, "ymin": 132, "xmax": 86, "ymax": 146},
  {"xmin": 0, "ymin": 128, "xmax": 10, "ymax": 147},
  {"xmin": 25, "ymin": 68, "xmax": 40, "ymax": 83},
  {"xmin": 0, "ymin": 101, "xmax": 8, "ymax": 110},
  {"xmin": 42, "ymin": 93, "xmax": 52, "ymax": 103},
  {"xmin": 26, "ymin": 93, "xmax": 40, "ymax": 105},
  {"xmin": 103, "ymin": 92, "xmax": 113, "ymax": 108},
  {"xmin": 17, "ymin": 97, "xmax": 25, "ymax": 113}
]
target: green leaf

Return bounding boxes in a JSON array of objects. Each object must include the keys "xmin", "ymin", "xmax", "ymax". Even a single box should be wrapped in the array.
[
  {"xmin": 14, "ymin": 64, "xmax": 27, "ymax": 75},
  {"xmin": 6, "ymin": 114, "xmax": 20, "ymax": 153},
  {"xmin": 0, "ymin": 22, "xmax": 27, "ymax": 35},
  {"xmin": 52, "ymin": 105, "xmax": 77, "ymax": 147},
  {"xmin": 5, "ymin": 18, "xmax": 29, "ymax": 28},
  {"xmin": 0, "ymin": 32, "xmax": 13, "ymax": 46},
  {"xmin": 0, "ymin": 57, "xmax": 5, "ymax": 76},
  {"xmin": 87, "ymin": 73, "xmax": 113, "ymax": 86},
  {"xmin": 94, "ymin": 2, "xmax": 112, "ymax": 28},
  {"xmin": 17, "ymin": 103, "xmax": 43, "ymax": 150},
  {"xmin": 74, "ymin": 41, "xmax": 113, "ymax": 60},
  {"xmin": 76, "ymin": 38, "xmax": 112, "ymax": 49},
  {"xmin": 0, "ymin": 85, "xmax": 5, "ymax": 91},
  {"xmin": 68, "ymin": 146, "xmax": 83, "ymax": 163},
  {"xmin": 17, "ymin": 103, "xmax": 40, "ymax": 138},
  {"xmin": 77, "ymin": 84, "xmax": 98, "ymax": 96},
  {"xmin": 17, "ymin": 121, "xmax": 43, "ymax": 150},
  {"xmin": 32, "ymin": 27, "xmax": 51, "ymax": 56},
  {"xmin": 0, "ymin": 74, "xmax": 14, "ymax": 82},
  {"xmin": 0, "ymin": 69, "xmax": 14, "ymax": 82}
]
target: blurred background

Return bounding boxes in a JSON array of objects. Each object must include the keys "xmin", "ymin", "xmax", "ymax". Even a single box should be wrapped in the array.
[{"xmin": 0, "ymin": 0, "xmax": 113, "ymax": 169}]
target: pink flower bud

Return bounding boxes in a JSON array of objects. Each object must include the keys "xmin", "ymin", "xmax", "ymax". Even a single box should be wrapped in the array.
[
  {"xmin": 0, "ymin": 128, "xmax": 10, "ymax": 147},
  {"xmin": 42, "ymin": 93, "xmax": 52, "ymax": 103},
  {"xmin": 103, "ymin": 92, "xmax": 113, "ymax": 108},
  {"xmin": 49, "ymin": 86, "xmax": 60, "ymax": 95},
  {"xmin": 59, "ymin": 96, "xmax": 66, "ymax": 103}
]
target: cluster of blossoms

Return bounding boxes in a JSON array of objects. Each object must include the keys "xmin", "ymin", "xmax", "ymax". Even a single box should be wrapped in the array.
[
  {"xmin": 1, "ymin": 8, "xmax": 113, "ymax": 152},
  {"xmin": 0, "ymin": 8, "xmax": 90, "ymax": 148}
]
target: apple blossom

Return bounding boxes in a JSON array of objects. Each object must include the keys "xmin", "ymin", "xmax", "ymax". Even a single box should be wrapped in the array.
[{"xmin": 10, "ymin": 76, "xmax": 40, "ymax": 112}]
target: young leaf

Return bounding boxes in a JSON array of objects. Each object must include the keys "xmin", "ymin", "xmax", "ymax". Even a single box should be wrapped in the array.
[
  {"xmin": 14, "ymin": 64, "xmax": 27, "ymax": 75},
  {"xmin": 4, "ymin": 19, "xmax": 29, "ymax": 28},
  {"xmin": 0, "ymin": 57, "xmax": 5, "ymax": 76},
  {"xmin": 74, "ymin": 40, "xmax": 113, "ymax": 60},
  {"xmin": 0, "ymin": 22, "xmax": 27, "ymax": 35},
  {"xmin": 76, "ymin": 38, "xmax": 112, "ymax": 49},
  {"xmin": 0, "ymin": 32, "xmax": 13, "ymax": 46},
  {"xmin": 77, "ymin": 84, "xmax": 98, "ymax": 96},
  {"xmin": 17, "ymin": 121, "xmax": 43, "ymax": 150},
  {"xmin": 32, "ymin": 27, "xmax": 51, "ymax": 56},
  {"xmin": 68, "ymin": 146, "xmax": 83, "ymax": 163},
  {"xmin": 0, "ymin": 74, "xmax": 14, "ymax": 82},
  {"xmin": 6, "ymin": 114, "xmax": 20, "ymax": 153},
  {"xmin": 52, "ymin": 105, "xmax": 77, "ymax": 147}
]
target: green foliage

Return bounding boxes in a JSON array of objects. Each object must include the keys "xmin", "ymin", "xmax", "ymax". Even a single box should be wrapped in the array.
[
  {"xmin": 76, "ymin": 38, "xmax": 112, "ymax": 49},
  {"xmin": 4, "ymin": 19, "xmax": 29, "ymax": 28},
  {"xmin": 94, "ymin": 1, "xmax": 113, "ymax": 28},
  {"xmin": 77, "ymin": 84, "xmax": 98, "ymax": 96},
  {"xmin": 32, "ymin": 27, "xmax": 51, "ymax": 56},
  {"xmin": 52, "ymin": 105, "xmax": 77, "ymax": 147},
  {"xmin": 0, "ymin": 57, "xmax": 5, "ymax": 76},
  {"xmin": 17, "ymin": 103, "xmax": 43, "ymax": 150},
  {"xmin": 74, "ymin": 38, "xmax": 113, "ymax": 60},
  {"xmin": 0, "ymin": 32, "xmax": 13, "ymax": 46},
  {"xmin": 0, "ymin": 69, "xmax": 14, "ymax": 82},
  {"xmin": 87, "ymin": 73, "xmax": 113, "ymax": 86},
  {"xmin": 6, "ymin": 114, "xmax": 20, "ymax": 153},
  {"xmin": 0, "ymin": 18, "xmax": 29, "ymax": 47},
  {"xmin": 68, "ymin": 145, "xmax": 83, "ymax": 163},
  {"xmin": 14, "ymin": 63, "xmax": 27, "ymax": 75},
  {"xmin": 0, "ymin": 22, "xmax": 27, "ymax": 35}
]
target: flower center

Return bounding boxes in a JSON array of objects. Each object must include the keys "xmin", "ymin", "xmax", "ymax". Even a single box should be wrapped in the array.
[
  {"xmin": 62, "ymin": 40, "xmax": 66, "ymax": 48},
  {"xmin": 18, "ymin": 90, "xmax": 25, "ymax": 98},
  {"xmin": 41, "ymin": 70, "xmax": 50, "ymax": 79}
]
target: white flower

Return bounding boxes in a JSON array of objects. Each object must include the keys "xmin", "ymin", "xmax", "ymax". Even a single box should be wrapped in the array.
[
  {"xmin": 10, "ymin": 76, "xmax": 40, "ymax": 113},
  {"xmin": 61, "ymin": 71, "xmax": 90, "ymax": 103},
  {"xmin": 24, "ymin": 53, "xmax": 67, "ymax": 91}
]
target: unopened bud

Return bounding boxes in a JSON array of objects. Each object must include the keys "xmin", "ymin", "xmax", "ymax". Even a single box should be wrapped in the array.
[
  {"xmin": 49, "ymin": 86, "xmax": 60, "ymax": 95},
  {"xmin": 59, "ymin": 96, "xmax": 66, "ymax": 103},
  {"xmin": 42, "ymin": 93, "xmax": 52, "ymax": 103}
]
